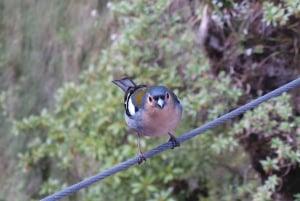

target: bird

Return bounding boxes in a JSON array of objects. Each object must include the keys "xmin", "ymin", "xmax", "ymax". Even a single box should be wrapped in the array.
[{"xmin": 113, "ymin": 77, "xmax": 183, "ymax": 163}]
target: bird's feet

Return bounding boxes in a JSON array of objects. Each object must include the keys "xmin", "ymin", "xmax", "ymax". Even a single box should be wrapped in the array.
[
  {"xmin": 168, "ymin": 133, "xmax": 180, "ymax": 149},
  {"xmin": 138, "ymin": 151, "xmax": 146, "ymax": 164}
]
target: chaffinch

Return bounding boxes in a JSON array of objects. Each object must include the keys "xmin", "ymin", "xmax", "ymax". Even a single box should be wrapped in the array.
[{"xmin": 113, "ymin": 77, "xmax": 183, "ymax": 163}]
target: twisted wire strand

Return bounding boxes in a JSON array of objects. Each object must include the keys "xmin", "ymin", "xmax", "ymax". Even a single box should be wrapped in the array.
[{"xmin": 41, "ymin": 77, "xmax": 300, "ymax": 201}]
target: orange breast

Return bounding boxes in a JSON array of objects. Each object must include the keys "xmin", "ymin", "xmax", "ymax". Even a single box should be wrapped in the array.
[{"xmin": 141, "ymin": 102, "xmax": 182, "ymax": 137}]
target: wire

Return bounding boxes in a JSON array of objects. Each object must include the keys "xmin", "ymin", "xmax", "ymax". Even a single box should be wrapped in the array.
[{"xmin": 41, "ymin": 77, "xmax": 300, "ymax": 201}]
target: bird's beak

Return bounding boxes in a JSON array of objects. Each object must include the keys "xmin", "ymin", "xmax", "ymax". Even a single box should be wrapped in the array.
[{"xmin": 156, "ymin": 98, "xmax": 165, "ymax": 108}]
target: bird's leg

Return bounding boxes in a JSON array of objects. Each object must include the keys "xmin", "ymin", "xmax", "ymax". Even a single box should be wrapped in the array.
[
  {"xmin": 137, "ymin": 133, "xmax": 146, "ymax": 164},
  {"xmin": 168, "ymin": 132, "xmax": 180, "ymax": 149}
]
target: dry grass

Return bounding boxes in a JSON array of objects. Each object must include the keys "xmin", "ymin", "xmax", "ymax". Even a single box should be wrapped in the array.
[{"xmin": 0, "ymin": 0, "xmax": 112, "ymax": 199}]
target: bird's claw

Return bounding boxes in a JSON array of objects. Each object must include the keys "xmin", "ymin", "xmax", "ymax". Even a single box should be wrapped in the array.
[
  {"xmin": 138, "ymin": 151, "xmax": 146, "ymax": 164},
  {"xmin": 168, "ymin": 133, "xmax": 180, "ymax": 149}
]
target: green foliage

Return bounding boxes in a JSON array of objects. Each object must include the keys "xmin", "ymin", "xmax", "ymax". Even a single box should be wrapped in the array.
[
  {"xmin": 252, "ymin": 175, "xmax": 278, "ymax": 201},
  {"xmin": 3, "ymin": 0, "xmax": 299, "ymax": 200},
  {"xmin": 231, "ymin": 94, "xmax": 300, "ymax": 200},
  {"xmin": 12, "ymin": 0, "xmax": 246, "ymax": 200},
  {"xmin": 295, "ymin": 194, "xmax": 300, "ymax": 201},
  {"xmin": 263, "ymin": 1, "xmax": 300, "ymax": 26},
  {"xmin": 210, "ymin": 0, "xmax": 300, "ymax": 28}
]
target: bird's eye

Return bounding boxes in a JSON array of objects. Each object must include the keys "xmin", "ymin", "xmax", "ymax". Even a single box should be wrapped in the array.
[
  {"xmin": 166, "ymin": 92, "xmax": 170, "ymax": 99},
  {"xmin": 148, "ymin": 96, "xmax": 153, "ymax": 102}
]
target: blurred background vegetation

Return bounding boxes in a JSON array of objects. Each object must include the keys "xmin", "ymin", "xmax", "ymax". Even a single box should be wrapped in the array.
[{"xmin": 0, "ymin": 0, "xmax": 299, "ymax": 200}]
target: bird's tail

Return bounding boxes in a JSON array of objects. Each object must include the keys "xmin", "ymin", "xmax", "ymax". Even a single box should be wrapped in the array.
[{"xmin": 112, "ymin": 77, "xmax": 137, "ymax": 92}]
